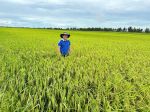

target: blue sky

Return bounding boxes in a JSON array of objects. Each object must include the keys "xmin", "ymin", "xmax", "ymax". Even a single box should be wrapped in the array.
[{"xmin": 0, "ymin": 0, "xmax": 150, "ymax": 28}]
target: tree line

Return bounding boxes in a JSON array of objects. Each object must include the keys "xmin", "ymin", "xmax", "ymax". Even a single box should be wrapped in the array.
[
  {"xmin": 1, "ymin": 26, "xmax": 150, "ymax": 33},
  {"xmin": 46, "ymin": 27, "xmax": 150, "ymax": 33}
]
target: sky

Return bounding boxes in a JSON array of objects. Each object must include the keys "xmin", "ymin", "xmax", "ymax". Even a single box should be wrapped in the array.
[{"xmin": 0, "ymin": 0, "xmax": 150, "ymax": 28}]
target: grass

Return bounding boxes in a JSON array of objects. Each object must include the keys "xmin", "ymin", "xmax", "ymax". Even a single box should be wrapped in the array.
[{"xmin": 0, "ymin": 27, "xmax": 150, "ymax": 111}]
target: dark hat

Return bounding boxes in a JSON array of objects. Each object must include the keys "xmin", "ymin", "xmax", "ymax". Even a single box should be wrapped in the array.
[{"xmin": 60, "ymin": 32, "xmax": 70, "ymax": 38}]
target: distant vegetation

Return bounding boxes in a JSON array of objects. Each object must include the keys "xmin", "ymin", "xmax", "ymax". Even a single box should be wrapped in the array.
[
  {"xmin": 1, "ymin": 26, "xmax": 150, "ymax": 33},
  {"xmin": 47, "ymin": 27, "xmax": 150, "ymax": 33}
]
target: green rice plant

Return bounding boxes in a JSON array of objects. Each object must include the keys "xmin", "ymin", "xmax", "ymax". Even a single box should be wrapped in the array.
[{"xmin": 0, "ymin": 27, "xmax": 150, "ymax": 111}]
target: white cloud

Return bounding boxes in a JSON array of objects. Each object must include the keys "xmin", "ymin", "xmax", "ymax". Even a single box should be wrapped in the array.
[
  {"xmin": 1, "ymin": 0, "xmax": 33, "ymax": 5},
  {"xmin": 0, "ymin": 0, "xmax": 67, "ymax": 5},
  {"xmin": 0, "ymin": 19, "xmax": 12, "ymax": 26},
  {"xmin": 0, "ymin": 0, "xmax": 150, "ymax": 27}
]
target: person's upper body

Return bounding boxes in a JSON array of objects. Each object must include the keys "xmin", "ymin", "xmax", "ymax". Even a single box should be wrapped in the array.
[{"xmin": 58, "ymin": 32, "xmax": 71, "ymax": 55}]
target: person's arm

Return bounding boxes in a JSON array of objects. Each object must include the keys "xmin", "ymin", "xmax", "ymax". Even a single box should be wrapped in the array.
[
  {"xmin": 68, "ymin": 47, "xmax": 70, "ymax": 54},
  {"xmin": 57, "ymin": 41, "xmax": 61, "ymax": 55},
  {"xmin": 68, "ymin": 41, "xmax": 71, "ymax": 53},
  {"xmin": 57, "ymin": 46, "xmax": 60, "ymax": 55}
]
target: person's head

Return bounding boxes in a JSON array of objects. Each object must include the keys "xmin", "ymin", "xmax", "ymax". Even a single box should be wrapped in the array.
[
  {"xmin": 60, "ymin": 32, "xmax": 70, "ymax": 40},
  {"xmin": 63, "ymin": 34, "xmax": 68, "ymax": 40}
]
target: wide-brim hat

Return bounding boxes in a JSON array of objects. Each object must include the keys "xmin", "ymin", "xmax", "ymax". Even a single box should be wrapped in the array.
[{"xmin": 60, "ymin": 32, "xmax": 70, "ymax": 38}]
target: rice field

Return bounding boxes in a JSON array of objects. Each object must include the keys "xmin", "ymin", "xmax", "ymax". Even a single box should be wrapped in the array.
[{"xmin": 0, "ymin": 28, "xmax": 150, "ymax": 111}]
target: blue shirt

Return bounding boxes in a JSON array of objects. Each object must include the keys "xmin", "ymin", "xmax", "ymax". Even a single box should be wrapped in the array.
[{"xmin": 58, "ymin": 39, "xmax": 70, "ymax": 54}]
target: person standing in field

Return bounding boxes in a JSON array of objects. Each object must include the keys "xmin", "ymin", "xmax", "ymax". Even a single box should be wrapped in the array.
[{"xmin": 58, "ymin": 32, "xmax": 71, "ymax": 57}]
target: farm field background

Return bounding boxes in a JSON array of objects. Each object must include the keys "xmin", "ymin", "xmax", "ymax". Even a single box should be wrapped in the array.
[{"xmin": 0, "ymin": 28, "xmax": 150, "ymax": 111}]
